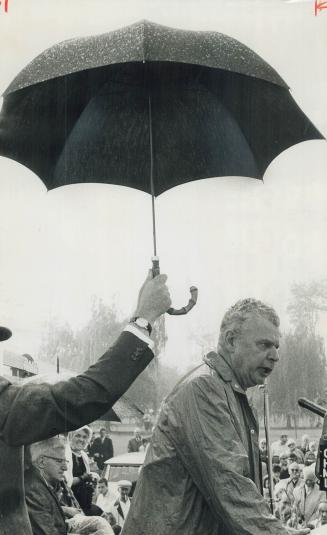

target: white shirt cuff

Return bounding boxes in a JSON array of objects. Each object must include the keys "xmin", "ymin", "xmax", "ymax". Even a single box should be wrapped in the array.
[{"xmin": 123, "ymin": 324, "xmax": 155, "ymax": 351}]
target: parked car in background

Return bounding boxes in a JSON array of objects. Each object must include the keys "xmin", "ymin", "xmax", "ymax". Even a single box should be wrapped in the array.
[{"xmin": 102, "ymin": 451, "xmax": 145, "ymax": 496}]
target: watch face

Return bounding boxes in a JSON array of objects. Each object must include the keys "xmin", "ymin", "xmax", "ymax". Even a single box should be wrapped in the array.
[{"xmin": 136, "ymin": 318, "xmax": 148, "ymax": 329}]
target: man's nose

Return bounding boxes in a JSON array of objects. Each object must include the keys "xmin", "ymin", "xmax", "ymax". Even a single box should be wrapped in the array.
[{"xmin": 268, "ymin": 346, "xmax": 279, "ymax": 362}]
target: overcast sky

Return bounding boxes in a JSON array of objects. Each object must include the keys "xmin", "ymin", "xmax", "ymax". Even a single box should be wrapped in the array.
[{"xmin": 0, "ymin": 0, "xmax": 326, "ymax": 370}]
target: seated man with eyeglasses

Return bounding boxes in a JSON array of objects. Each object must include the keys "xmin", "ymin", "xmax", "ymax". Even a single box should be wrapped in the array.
[
  {"xmin": 293, "ymin": 466, "xmax": 325, "ymax": 527},
  {"xmin": 25, "ymin": 435, "xmax": 113, "ymax": 535},
  {"xmin": 274, "ymin": 463, "xmax": 305, "ymax": 505}
]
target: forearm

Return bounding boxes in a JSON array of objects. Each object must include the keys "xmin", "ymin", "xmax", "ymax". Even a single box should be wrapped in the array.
[{"xmin": 2, "ymin": 331, "xmax": 153, "ymax": 446}]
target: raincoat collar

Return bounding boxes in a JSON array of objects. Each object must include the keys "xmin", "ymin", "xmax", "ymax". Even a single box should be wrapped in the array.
[{"xmin": 203, "ymin": 350, "xmax": 247, "ymax": 395}]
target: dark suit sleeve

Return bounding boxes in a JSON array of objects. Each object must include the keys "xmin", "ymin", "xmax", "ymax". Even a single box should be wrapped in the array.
[{"xmin": 0, "ymin": 331, "xmax": 153, "ymax": 446}]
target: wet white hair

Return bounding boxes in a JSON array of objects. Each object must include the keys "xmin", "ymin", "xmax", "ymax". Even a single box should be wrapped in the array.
[
  {"xmin": 30, "ymin": 435, "xmax": 67, "ymax": 465},
  {"xmin": 219, "ymin": 298, "xmax": 280, "ymax": 349}
]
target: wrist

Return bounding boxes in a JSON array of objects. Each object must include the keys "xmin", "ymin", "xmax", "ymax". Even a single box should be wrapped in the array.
[{"xmin": 130, "ymin": 316, "xmax": 153, "ymax": 335}]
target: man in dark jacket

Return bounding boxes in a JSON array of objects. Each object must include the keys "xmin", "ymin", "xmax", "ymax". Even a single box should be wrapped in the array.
[
  {"xmin": 0, "ymin": 271, "xmax": 171, "ymax": 535},
  {"xmin": 127, "ymin": 428, "xmax": 142, "ymax": 453},
  {"xmin": 90, "ymin": 427, "xmax": 114, "ymax": 470},
  {"xmin": 123, "ymin": 298, "xmax": 309, "ymax": 535},
  {"xmin": 25, "ymin": 435, "xmax": 113, "ymax": 535}
]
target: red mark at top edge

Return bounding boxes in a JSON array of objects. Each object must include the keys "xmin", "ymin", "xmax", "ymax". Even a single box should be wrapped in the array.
[
  {"xmin": 315, "ymin": 0, "xmax": 327, "ymax": 15},
  {"xmin": 0, "ymin": 0, "xmax": 9, "ymax": 12}
]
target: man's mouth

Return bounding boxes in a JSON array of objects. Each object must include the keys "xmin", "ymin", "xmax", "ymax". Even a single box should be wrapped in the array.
[{"xmin": 259, "ymin": 367, "xmax": 273, "ymax": 376}]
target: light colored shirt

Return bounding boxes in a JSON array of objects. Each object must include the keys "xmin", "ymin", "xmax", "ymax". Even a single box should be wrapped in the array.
[
  {"xmin": 271, "ymin": 441, "xmax": 289, "ymax": 459},
  {"xmin": 96, "ymin": 489, "xmax": 119, "ymax": 513},
  {"xmin": 109, "ymin": 498, "xmax": 131, "ymax": 527}
]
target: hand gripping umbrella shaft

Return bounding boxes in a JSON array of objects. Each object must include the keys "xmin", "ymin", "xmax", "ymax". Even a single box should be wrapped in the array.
[{"xmin": 152, "ymin": 257, "xmax": 198, "ymax": 315}]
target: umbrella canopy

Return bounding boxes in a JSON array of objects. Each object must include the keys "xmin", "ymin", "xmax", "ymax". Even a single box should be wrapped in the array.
[{"xmin": 0, "ymin": 20, "xmax": 323, "ymax": 196}]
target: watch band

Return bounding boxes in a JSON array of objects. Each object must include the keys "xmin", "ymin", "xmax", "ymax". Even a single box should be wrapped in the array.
[{"xmin": 129, "ymin": 317, "xmax": 152, "ymax": 336}]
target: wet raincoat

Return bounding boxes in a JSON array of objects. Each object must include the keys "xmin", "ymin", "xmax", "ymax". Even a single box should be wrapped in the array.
[{"xmin": 123, "ymin": 352, "xmax": 287, "ymax": 534}]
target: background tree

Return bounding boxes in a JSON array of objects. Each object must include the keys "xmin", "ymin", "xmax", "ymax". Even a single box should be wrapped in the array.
[
  {"xmin": 268, "ymin": 281, "xmax": 327, "ymax": 427},
  {"xmin": 38, "ymin": 299, "xmax": 179, "ymax": 411}
]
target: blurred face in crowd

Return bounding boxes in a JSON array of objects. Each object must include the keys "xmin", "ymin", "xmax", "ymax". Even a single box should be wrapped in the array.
[
  {"xmin": 71, "ymin": 429, "xmax": 90, "ymax": 452},
  {"xmin": 98, "ymin": 481, "xmax": 108, "ymax": 496},
  {"xmin": 259, "ymin": 439, "xmax": 266, "ymax": 451},
  {"xmin": 100, "ymin": 428, "xmax": 107, "ymax": 438},
  {"xmin": 119, "ymin": 485, "xmax": 131, "ymax": 502},
  {"xmin": 304, "ymin": 473, "xmax": 316, "ymax": 489},
  {"xmin": 310, "ymin": 441, "xmax": 317, "ymax": 452},
  {"xmin": 228, "ymin": 315, "xmax": 280, "ymax": 389},
  {"xmin": 280, "ymin": 435, "xmax": 288, "ymax": 445},
  {"xmin": 305, "ymin": 452, "xmax": 316, "ymax": 466},
  {"xmin": 39, "ymin": 447, "xmax": 68, "ymax": 484},
  {"xmin": 288, "ymin": 441, "xmax": 296, "ymax": 453},
  {"xmin": 135, "ymin": 429, "xmax": 141, "ymax": 439},
  {"xmin": 273, "ymin": 471, "xmax": 280, "ymax": 484},
  {"xmin": 289, "ymin": 465, "xmax": 300, "ymax": 483},
  {"xmin": 280, "ymin": 455, "xmax": 288, "ymax": 467},
  {"xmin": 319, "ymin": 503, "xmax": 327, "ymax": 525}
]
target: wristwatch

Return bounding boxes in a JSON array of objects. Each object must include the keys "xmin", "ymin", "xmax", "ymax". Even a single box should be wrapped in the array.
[{"xmin": 130, "ymin": 317, "xmax": 152, "ymax": 336}]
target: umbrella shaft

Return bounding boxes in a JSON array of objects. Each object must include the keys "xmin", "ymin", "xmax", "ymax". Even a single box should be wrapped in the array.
[{"xmin": 148, "ymin": 95, "xmax": 157, "ymax": 257}]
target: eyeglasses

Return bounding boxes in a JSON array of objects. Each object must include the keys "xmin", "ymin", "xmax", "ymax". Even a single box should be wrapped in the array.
[
  {"xmin": 42, "ymin": 455, "xmax": 68, "ymax": 465},
  {"xmin": 290, "ymin": 469, "xmax": 300, "ymax": 473},
  {"xmin": 120, "ymin": 487, "xmax": 130, "ymax": 492}
]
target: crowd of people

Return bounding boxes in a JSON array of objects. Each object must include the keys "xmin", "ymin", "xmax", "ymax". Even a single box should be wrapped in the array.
[
  {"xmin": 260, "ymin": 433, "xmax": 326, "ymax": 530},
  {"xmin": 23, "ymin": 420, "xmax": 161, "ymax": 534},
  {"xmin": 23, "ymin": 419, "xmax": 327, "ymax": 535},
  {"xmin": 3, "ymin": 280, "xmax": 327, "ymax": 534},
  {"xmin": 24, "ymin": 425, "xmax": 137, "ymax": 535}
]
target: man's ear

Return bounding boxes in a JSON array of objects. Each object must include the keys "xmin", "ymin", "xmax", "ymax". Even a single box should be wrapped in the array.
[
  {"xmin": 224, "ymin": 330, "xmax": 236, "ymax": 353},
  {"xmin": 36, "ymin": 456, "xmax": 45, "ymax": 470}
]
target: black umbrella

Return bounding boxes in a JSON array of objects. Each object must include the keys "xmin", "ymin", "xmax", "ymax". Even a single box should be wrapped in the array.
[{"xmin": 0, "ymin": 20, "xmax": 323, "ymax": 309}]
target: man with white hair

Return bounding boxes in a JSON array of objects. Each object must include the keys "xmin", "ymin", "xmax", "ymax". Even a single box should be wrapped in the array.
[
  {"xmin": 25, "ymin": 435, "xmax": 113, "ymax": 534},
  {"xmin": 310, "ymin": 501, "xmax": 327, "ymax": 530},
  {"xmin": 293, "ymin": 466, "xmax": 325, "ymax": 526},
  {"xmin": 123, "ymin": 298, "xmax": 309, "ymax": 535},
  {"xmin": 275, "ymin": 463, "xmax": 305, "ymax": 504},
  {"xmin": 0, "ymin": 271, "xmax": 171, "ymax": 534}
]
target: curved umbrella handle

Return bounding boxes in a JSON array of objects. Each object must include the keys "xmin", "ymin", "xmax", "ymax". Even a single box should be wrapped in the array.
[
  {"xmin": 167, "ymin": 286, "xmax": 198, "ymax": 315},
  {"xmin": 152, "ymin": 257, "xmax": 198, "ymax": 316}
]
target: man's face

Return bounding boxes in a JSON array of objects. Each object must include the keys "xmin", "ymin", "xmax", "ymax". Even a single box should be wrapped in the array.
[
  {"xmin": 41, "ymin": 450, "xmax": 68, "ymax": 483},
  {"xmin": 274, "ymin": 472, "xmax": 280, "ymax": 483},
  {"xmin": 289, "ymin": 467, "xmax": 300, "ymax": 482},
  {"xmin": 319, "ymin": 504, "xmax": 327, "ymax": 524},
  {"xmin": 100, "ymin": 429, "xmax": 106, "ymax": 438},
  {"xmin": 280, "ymin": 435, "xmax": 287, "ymax": 445},
  {"xmin": 119, "ymin": 486, "xmax": 130, "ymax": 502},
  {"xmin": 280, "ymin": 455, "xmax": 288, "ymax": 467},
  {"xmin": 305, "ymin": 474, "xmax": 316, "ymax": 489},
  {"xmin": 98, "ymin": 482, "xmax": 108, "ymax": 495},
  {"xmin": 230, "ymin": 316, "xmax": 280, "ymax": 389},
  {"xmin": 288, "ymin": 442, "xmax": 296, "ymax": 453}
]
